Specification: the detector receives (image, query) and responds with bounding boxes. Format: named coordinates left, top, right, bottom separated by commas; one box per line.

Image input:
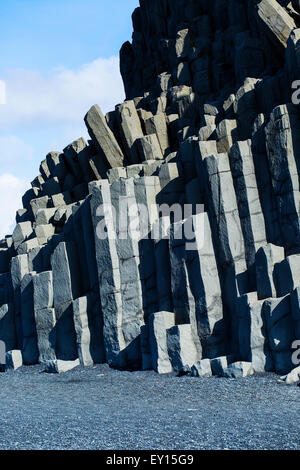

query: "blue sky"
left=0, top=0, right=139, bottom=236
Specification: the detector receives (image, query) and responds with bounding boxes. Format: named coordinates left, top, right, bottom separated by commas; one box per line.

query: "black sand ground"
left=0, top=364, right=298, bottom=450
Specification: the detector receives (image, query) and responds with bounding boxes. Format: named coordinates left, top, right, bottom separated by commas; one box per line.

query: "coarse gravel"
left=0, top=364, right=298, bottom=450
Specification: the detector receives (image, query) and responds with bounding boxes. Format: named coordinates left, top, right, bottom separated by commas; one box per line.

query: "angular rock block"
left=85, top=104, right=124, bottom=172
left=178, top=136, right=199, bottom=184
left=22, top=188, right=39, bottom=211
left=210, top=356, right=231, bottom=376
left=33, top=271, right=53, bottom=311
left=290, top=287, right=300, bottom=341
left=216, top=119, right=237, bottom=153
left=233, top=79, right=259, bottom=141
left=42, top=177, right=61, bottom=197
left=12, top=222, right=33, bottom=250
left=90, top=180, right=127, bottom=365
left=170, top=213, right=226, bottom=358
left=39, top=158, right=50, bottom=181
left=116, top=100, right=144, bottom=164
left=237, top=292, right=273, bottom=373
left=203, top=153, right=246, bottom=275
left=154, top=218, right=173, bottom=313
left=0, top=273, right=13, bottom=306
left=263, top=296, right=295, bottom=374
left=191, top=359, right=212, bottom=378
left=278, top=366, right=300, bottom=385
left=286, top=28, right=300, bottom=84
left=149, top=311, right=175, bottom=374
left=17, top=238, right=39, bottom=255
left=51, top=191, right=72, bottom=207
left=35, top=208, right=56, bottom=226
left=6, top=350, right=23, bottom=371
left=0, top=249, right=10, bottom=274
left=0, top=304, right=17, bottom=352
left=73, top=296, right=95, bottom=366
left=136, top=134, right=163, bottom=162
left=275, top=254, right=300, bottom=297
left=44, top=359, right=80, bottom=374
left=144, top=113, right=169, bottom=155
left=257, top=0, right=296, bottom=50
left=21, top=273, right=39, bottom=365
left=51, top=241, right=81, bottom=306
left=255, top=244, right=285, bottom=300
left=55, top=302, right=78, bottom=362
left=46, top=151, right=67, bottom=181
left=34, top=307, right=56, bottom=363
left=229, top=140, right=267, bottom=274
left=107, top=167, right=127, bottom=184
left=265, top=105, right=300, bottom=253
left=11, top=254, right=29, bottom=346
left=62, top=140, right=83, bottom=182
left=35, top=224, right=55, bottom=245
left=30, top=195, right=50, bottom=218
left=222, top=362, right=254, bottom=378
left=167, top=324, right=198, bottom=372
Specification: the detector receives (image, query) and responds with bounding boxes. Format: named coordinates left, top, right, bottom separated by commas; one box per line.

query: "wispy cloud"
left=0, top=173, right=29, bottom=238
left=0, top=56, right=124, bottom=128
left=0, top=56, right=125, bottom=237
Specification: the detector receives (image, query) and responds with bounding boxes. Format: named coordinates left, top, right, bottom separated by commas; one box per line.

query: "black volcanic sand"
left=0, top=364, right=298, bottom=450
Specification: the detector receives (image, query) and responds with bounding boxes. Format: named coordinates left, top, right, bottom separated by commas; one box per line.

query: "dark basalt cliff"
left=1, top=0, right=300, bottom=382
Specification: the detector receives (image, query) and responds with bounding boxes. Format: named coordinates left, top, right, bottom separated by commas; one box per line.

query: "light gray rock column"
left=255, top=244, right=285, bottom=300
left=0, top=304, right=17, bottom=352
left=34, top=307, right=56, bottom=363
left=237, top=292, right=272, bottom=372
left=275, top=254, right=300, bottom=297
left=229, top=140, right=267, bottom=277
left=116, top=100, right=144, bottom=164
left=89, top=180, right=126, bottom=366
left=84, top=104, right=124, bottom=172
left=167, top=324, right=198, bottom=371
left=265, top=104, right=300, bottom=253
left=21, top=273, right=39, bottom=364
left=149, top=311, right=175, bottom=374
left=263, top=295, right=295, bottom=374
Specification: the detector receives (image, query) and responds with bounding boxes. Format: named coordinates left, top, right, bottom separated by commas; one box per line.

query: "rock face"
left=1, top=0, right=300, bottom=376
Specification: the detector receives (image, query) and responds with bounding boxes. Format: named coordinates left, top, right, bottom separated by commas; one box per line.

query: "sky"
left=0, top=0, right=139, bottom=237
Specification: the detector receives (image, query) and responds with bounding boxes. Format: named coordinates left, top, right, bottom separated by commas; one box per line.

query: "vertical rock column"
left=90, top=180, right=126, bottom=367
left=33, top=271, right=56, bottom=363
left=10, top=254, right=29, bottom=348
left=265, top=104, right=300, bottom=254
left=51, top=242, right=78, bottom=361
left=202, top=152, right=248, bottom=353
left=229, top=140, right=267, bottom=285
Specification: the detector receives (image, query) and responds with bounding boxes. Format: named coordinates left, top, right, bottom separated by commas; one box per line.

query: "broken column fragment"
left=149, top=311, right=175, bottom=374
left=237, top=292, right=272, bottom=372
left=167, top=324, right=198, bottom=372
left=84, top=104, right=124, bottom=173
left=255, top=244, right=285, bottom=300
left=115, top=100, right=144, bottom=164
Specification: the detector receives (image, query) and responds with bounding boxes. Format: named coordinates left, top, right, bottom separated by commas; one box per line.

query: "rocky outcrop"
left=1, top=0, right=300, bottom=377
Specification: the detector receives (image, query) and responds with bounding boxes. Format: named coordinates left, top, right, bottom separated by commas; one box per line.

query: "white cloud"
left=0, top=56, right=125, bottom=128
left=0, top=173, right=29, bottom=238
left=0, top=57, right=126, bottom=236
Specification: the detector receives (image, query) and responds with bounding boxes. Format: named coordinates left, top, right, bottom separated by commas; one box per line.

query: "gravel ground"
left=0, top=364, right=298, bottom=450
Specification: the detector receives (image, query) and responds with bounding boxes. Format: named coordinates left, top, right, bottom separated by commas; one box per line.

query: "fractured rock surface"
left=1, top=0, right=300, bottom=376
